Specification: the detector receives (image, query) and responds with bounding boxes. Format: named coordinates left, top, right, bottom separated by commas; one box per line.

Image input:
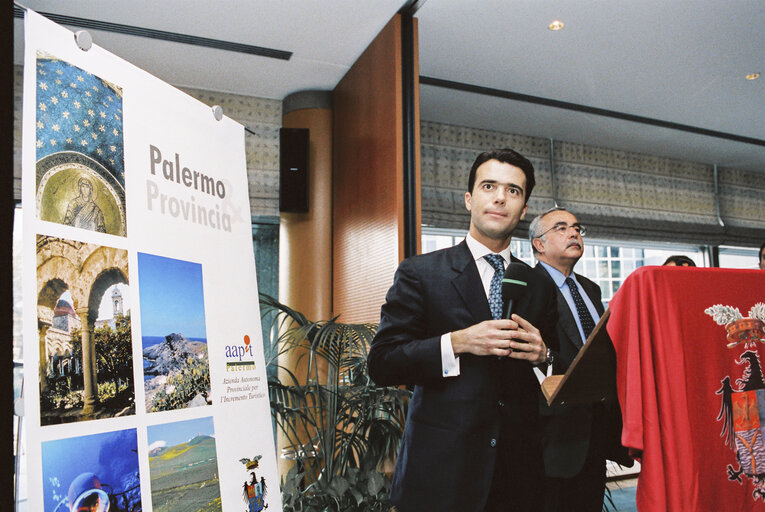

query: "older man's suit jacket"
left=534, top=265, right=631, bottom=478
left=368, top=241, right=559, bottom=512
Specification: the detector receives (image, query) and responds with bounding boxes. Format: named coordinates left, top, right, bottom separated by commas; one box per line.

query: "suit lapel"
left=535, top=264, right=584, bottom=350
left=556, top=290, right=584, bottom=349
left=451, top=241, right=492, bottom=322
left=577, top=273, right=605, bottom=316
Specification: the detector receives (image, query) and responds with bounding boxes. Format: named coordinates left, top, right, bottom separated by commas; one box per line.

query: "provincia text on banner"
left=21, top=9, right=280, bottom=512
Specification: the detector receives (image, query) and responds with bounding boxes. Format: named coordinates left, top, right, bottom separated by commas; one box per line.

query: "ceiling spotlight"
left=745, top=73, right=760, bottom=80
left=548, top=20, right=565, bottom=31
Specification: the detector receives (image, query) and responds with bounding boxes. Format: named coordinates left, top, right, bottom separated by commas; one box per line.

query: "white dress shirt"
left=441, top=233, right=512, bottom=377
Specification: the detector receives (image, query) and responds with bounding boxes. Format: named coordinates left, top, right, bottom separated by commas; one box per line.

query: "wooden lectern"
left=541, top=309, right=618, bottom=407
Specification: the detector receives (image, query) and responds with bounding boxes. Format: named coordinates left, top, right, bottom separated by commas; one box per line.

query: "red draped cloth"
left=607, top=266, right=765, bottom=511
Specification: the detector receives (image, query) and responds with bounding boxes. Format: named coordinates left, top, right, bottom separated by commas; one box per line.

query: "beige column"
left=277, top=91, right=333, bottom=478
left=38, top=322, right=51, bottom=392
left=280, top=91, right=333, bottom=321
left=77, top=307, right=97, bottom=416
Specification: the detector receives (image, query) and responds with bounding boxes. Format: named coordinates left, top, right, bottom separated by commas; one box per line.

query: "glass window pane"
left=719, top=246, right=759, bottom=269
left=435, top=236, right=445, bottom=249
left=421, top=229, right=467, bottom=254
left=422, top=227, right=705, bottom=297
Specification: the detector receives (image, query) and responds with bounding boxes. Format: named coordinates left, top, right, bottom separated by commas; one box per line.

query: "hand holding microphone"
left=502, top=262, right=547, bottom=363
left=451, top=262, right=546, bottom=362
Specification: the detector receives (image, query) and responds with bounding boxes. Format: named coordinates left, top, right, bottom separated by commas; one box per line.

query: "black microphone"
left=501, top=262, right=530, bottom=319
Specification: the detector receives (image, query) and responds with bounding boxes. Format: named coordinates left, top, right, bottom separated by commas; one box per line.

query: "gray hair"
left=528, top=206, right=570, bottom=254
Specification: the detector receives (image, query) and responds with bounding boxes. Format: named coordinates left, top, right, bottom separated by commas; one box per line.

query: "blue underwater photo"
left=41, top=428, right=141, bottom=512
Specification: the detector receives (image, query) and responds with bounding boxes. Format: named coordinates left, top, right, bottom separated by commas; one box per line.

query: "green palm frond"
left=260, top=294, right=411, bottom=511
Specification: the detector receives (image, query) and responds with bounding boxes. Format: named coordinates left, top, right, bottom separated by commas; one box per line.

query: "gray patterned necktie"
left=485, top=254, right=505, bottom=320
left=565, top=276, right=596, bottom=341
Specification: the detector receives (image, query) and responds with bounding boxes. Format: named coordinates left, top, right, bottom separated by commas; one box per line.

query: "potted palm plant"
left=260, top=294, right=411, bottom=512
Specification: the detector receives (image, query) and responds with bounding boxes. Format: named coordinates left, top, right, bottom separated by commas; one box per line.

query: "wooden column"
left=277, top=91, right=333, bottom=477
left=280, top=91, right=333, bottom=321
left=332, top=14, right=421, bottom=323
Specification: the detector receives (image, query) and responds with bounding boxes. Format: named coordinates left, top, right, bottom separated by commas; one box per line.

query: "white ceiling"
left=13, top=0, right=765, bottom=171
left=417, top=0, right=765, bottom=172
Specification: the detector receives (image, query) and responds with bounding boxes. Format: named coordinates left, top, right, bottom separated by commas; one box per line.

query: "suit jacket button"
left=490, top=438, right=497, bottom=447
left=498, top=400, right=505, bottom=407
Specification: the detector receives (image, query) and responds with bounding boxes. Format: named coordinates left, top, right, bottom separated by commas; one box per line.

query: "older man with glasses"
left=528, top=207, right=631, bottom=512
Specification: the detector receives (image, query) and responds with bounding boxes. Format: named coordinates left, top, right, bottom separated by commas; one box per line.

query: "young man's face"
left=760, top=247, right=765, bottom=270
left=465, top=159, right=527, bottom=250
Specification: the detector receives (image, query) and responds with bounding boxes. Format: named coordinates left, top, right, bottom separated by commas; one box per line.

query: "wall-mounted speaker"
left=279, top=128, right=310, bottom=213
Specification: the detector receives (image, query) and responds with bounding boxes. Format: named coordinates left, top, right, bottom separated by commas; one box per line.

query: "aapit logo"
left=225, top=335, right=256, bottom=372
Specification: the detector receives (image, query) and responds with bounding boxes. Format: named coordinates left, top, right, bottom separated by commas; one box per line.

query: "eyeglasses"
left=536, top=222, right=586, bottom=238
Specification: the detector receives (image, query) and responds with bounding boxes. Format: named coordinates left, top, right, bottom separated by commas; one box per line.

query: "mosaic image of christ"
left=35, top=54, right=126, bottom=236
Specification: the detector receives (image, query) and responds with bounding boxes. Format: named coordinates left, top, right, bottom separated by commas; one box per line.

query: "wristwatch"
left=535, top=347, right=553, bottom=367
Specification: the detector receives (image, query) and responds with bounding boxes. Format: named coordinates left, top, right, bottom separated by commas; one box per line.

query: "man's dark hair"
left=662, top=255, right=696, bottom=267
left=467, top=148, right=535, bottom=202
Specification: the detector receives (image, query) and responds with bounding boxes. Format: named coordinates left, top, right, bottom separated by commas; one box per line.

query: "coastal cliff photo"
left=137, top=252, right=211, bottom=412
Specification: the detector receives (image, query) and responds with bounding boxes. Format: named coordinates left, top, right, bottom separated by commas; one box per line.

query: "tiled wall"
left=420, top=120, right=765, bottom=245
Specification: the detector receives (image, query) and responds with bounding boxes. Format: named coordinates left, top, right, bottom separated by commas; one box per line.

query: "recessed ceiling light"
left=745, top=73, right=760, bottom=80
left=548, top=20, right=564, bottom=31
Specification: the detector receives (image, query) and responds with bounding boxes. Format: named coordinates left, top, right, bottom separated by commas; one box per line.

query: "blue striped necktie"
left=565, top=276, right=596, bottom=341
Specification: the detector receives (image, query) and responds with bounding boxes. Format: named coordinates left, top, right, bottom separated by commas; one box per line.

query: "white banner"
left=22, top=10, right=280, bottom=512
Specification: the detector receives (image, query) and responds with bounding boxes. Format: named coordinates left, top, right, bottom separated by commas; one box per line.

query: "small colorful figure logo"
left=240, top=455, right=268, bottom=511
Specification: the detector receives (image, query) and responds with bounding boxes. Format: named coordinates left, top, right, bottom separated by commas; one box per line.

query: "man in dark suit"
left=528, top=206, right=632, bottom=512
left=368, top=149, right=559, bottom=512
